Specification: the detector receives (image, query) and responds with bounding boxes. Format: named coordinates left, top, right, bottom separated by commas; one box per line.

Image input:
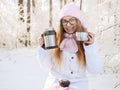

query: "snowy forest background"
left=0, top=0, right=120, bottom=90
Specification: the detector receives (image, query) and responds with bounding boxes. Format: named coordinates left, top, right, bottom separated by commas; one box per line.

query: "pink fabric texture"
left=59, top=2, right=88, bottom=30
left=60, top=33, right=78, bottom=53
left=59, top=3, right=83, bottom=22
left=48, top=86, right=69, bottom=90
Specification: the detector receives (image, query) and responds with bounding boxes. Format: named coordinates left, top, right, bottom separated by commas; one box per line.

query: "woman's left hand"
left=83, top=32, right=95, bottom=46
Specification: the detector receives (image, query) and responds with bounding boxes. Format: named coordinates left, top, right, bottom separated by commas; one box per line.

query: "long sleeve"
left=84, top=40, right=103, bottom=74
left=37, top=46, right=53, bottom=70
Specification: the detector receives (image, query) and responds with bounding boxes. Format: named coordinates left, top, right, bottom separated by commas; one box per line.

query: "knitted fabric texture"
left=60, top=33, right=78, bottom=53
left=59, top=3, right=88, bottom=28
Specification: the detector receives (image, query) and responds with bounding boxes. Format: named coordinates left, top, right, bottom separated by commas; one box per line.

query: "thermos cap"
left=46, top=27, right=54, bottom=31
left=44, top=27, right=56, bottom=36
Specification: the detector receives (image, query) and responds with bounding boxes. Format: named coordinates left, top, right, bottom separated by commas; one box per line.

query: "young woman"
left=38, top=3, right=102, bottom=90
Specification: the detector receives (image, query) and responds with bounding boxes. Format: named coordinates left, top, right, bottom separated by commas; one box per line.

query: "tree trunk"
left=72, top=0, right=75, bottom=2
left=114, top=0, right=120, bottom=52
left=26, top=0, right=31, bottom=46
left=17, top=0, right=24, bottom=48
left=80, top=0, right=82, bottom=10
left=18, top=0, right=24, bottom=22
left=49, top=0, right=52, bottom=27
left=32, top=0, right=35, bottom=7
left=32, top=0, right=35, bottom=13
left=60, top=0, right=63, bottom=9
left=97, top=0, right=101, bottom=4
left=64, top=0, right=67, bottom=5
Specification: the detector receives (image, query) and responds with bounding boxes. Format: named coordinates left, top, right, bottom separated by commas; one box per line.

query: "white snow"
left=0, top=48, right=120, bottom=90
left=0, top=0, right=120, bottom=90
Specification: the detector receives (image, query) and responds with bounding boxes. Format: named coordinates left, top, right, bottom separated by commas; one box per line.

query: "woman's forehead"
left=62, top=16, right=76, bottom=20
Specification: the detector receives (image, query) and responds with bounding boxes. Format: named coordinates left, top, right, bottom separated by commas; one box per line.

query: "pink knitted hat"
left=59, top=3, right=87, bottom=28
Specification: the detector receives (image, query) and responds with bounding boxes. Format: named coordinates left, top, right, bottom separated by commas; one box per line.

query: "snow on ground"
left=0, top=47, right=120, bottom=90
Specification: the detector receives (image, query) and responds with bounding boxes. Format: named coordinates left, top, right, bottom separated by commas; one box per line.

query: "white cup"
left=76, top=32, right=88, bottom=41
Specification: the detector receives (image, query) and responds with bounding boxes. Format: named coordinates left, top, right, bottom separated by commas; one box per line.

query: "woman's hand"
left=83, top=32, right=95, bottom=46
left=39, top=37, right=44, bottom=47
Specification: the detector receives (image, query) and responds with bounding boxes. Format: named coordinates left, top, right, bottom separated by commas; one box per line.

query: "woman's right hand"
left=39, top=37, right=44, bottom=47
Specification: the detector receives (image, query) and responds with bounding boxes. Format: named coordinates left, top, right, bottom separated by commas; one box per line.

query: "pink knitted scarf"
left=60, top=33, right=78, bottom=53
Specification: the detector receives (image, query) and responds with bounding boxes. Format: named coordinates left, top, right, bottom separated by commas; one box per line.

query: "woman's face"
left=61, top=16, right=77, bottom=34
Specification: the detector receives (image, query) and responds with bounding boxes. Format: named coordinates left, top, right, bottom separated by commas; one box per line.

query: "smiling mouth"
left=67, top=28, right=74, bottom=32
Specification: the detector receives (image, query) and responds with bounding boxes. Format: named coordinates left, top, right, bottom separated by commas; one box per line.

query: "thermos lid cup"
left=59, top=80, right=70, bottom=87
left=76, top=32, right=88, bottom=41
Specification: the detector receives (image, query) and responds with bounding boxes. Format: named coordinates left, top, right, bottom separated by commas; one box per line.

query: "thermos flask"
left=42, top=27, right=58, bottom=49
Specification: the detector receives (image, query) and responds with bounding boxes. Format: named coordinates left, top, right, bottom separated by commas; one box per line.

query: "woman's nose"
left=66, top=22, right=71, bottom=26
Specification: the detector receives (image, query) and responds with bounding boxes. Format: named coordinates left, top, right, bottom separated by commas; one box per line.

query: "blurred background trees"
left=0, top=0, right=119, bottom=49
left=0, top=0, right=120, bottom=73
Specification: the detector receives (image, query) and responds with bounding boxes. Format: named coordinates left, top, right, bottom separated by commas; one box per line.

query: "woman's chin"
left=66, top=31, right=75, bottom=34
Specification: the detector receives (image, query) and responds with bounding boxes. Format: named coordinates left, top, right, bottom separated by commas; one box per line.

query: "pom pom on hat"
left=59, top=3, right=87, bottom=28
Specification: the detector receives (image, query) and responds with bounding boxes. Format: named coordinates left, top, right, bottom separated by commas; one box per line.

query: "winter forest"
left=0, top=0, right=120, bottom=90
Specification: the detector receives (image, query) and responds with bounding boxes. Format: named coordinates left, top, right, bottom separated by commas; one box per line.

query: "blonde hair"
left=53, top=19, right=86, bottom=68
